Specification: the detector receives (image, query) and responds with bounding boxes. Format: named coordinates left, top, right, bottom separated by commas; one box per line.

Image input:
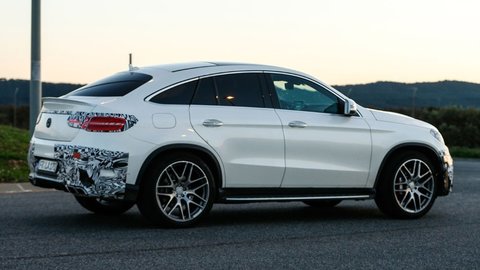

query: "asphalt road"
left=1, top=159, right=479, bottom=269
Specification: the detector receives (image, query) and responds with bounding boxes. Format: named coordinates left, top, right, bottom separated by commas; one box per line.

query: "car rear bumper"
left=29, top=140, right=131, bottom=199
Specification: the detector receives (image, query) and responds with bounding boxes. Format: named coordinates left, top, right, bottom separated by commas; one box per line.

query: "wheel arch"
left=127, top=144, right=223, bottom=201
left=373, top=143, right=443, bottom=190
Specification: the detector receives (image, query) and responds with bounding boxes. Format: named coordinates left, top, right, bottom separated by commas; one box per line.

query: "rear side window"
left=69, top=72, right=152, bottom=97
left=215, top=74, right=265, bottom=108
left=150, top=80, right=198, bottom=104
left=192, top=77, right=217, bottom=105
left=192, top=73, right=265, bottom=108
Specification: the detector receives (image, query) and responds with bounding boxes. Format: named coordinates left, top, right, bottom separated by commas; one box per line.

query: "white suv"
left=28, top=62, right=453, bottom=227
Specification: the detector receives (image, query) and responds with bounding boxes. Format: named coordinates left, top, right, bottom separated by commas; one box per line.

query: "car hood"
left=369, top=109, right=433, bottom=129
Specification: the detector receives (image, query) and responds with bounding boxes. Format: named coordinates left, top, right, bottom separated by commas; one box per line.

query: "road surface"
left=1, top=159, right=479, bottom=269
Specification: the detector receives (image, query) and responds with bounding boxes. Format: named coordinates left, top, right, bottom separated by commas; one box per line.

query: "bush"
left=393, top=107, right=480, bottom=148
left=0, top=105, right=29, bottom=129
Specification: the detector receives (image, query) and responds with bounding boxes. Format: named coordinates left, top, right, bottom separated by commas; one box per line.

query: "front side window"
left=270, top=74, right=341, bottom=114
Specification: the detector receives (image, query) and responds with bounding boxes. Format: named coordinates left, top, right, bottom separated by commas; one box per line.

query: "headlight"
left=430, top=129, right=444, bottom=144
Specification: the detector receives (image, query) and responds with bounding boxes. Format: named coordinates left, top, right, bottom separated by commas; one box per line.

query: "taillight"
left=81, top=116, right=126, bottom=132
left=67, top=112, right=138, bottom=132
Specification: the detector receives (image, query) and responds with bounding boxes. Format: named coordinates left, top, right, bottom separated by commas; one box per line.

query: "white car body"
left=28, top=62, right=453, bottom=226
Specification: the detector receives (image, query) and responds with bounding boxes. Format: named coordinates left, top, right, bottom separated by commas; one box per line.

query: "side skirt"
left=217, top=188, right=375, bottom=203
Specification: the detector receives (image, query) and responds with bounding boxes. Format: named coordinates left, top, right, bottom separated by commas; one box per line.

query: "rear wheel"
left=303, top=200, right=342, bottom=208
left=74, top=196, right=135, bottom=215
left=375, top=151, right=437, bottom=219
left=137, top=153, right=215, bottom=228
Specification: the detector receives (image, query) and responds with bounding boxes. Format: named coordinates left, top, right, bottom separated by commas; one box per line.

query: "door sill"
left=218, top=188, right=374, bottom=203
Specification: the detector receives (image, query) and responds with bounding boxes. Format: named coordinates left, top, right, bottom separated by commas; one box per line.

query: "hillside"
left=1, top=78, right=480, bottom=109
left=0, top=78, right=83, bottom=105
left=334, top=80, right=480, bottom=109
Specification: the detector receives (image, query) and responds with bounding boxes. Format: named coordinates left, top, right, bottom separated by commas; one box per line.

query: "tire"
left=137, top=153, right=215, bottom=228
left=375, top=151, right=437, bottom=219
left=74, top=196, right=135, bottom=215
left=303, top=200, right=342, bottom=208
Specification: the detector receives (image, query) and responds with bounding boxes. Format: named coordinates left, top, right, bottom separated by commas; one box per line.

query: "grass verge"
left=449, top=146, right=480, bottom=159
left=0, top=125, right=30, bottom=183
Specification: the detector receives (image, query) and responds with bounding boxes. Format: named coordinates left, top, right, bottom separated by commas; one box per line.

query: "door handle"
left=288, top=121, right=307, bottom=128
left=202, top=119, right=224, bottom=127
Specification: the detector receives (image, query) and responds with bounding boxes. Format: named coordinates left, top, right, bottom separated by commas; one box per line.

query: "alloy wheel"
left=155, top=161, right=210, bottom=222
left=393, top=159, right=435, bottom=213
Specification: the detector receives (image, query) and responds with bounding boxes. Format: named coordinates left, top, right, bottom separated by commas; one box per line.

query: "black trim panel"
left=30, top=177, right=67, bottom=191
left=218, top=188, right=375, bottom=203
left=124, top=183, right=139, bottom=201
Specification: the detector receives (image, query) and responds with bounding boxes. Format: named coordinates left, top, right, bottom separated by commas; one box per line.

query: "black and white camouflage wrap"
left=67, top=112, right=138, bottom=132
left=54, top=144, right=129, bottom=198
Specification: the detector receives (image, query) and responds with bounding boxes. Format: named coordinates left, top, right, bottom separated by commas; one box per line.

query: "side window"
left=192, top=73, right=266, bottom=108
left=215, top=74, right=265, bottom=108
left=192, top=77, right=217, bottom=105
left=150, top=80, right=198, bottom=104
left=271, top=74, right=341, bottom=114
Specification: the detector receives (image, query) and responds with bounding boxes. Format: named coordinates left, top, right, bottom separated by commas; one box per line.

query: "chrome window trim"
left=265, top=71, right=363, bottom=117
left=144, top=71, right=264, bottom=103
left=144, top=70, right=362, bottom=118
left=144, top=77, right=200, bottom=102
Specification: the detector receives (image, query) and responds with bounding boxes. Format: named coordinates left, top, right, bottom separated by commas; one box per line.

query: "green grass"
left=0, top=125, right=30, bottom=182
left=450, top=146, right=480, bottom=159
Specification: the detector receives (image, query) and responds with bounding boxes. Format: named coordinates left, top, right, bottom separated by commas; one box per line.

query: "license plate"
left=37, top=159, right=58, bottom=173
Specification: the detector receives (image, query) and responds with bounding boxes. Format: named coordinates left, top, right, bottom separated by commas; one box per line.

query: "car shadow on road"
left=21, top=202, right=389, bottom=231
left=201, top=202, right=385, bottom=228
left=19, top=211, right=150, bottom=232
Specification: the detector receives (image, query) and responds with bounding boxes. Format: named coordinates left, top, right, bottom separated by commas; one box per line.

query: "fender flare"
left=125, top=143, right=223, bottom=201
left=373, top=142, right=445, bottom=193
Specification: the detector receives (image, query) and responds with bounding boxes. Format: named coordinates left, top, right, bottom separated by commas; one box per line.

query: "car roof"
left=138, top=61, right=295, bottom=73
left=134, top=61, right=318, bottom=86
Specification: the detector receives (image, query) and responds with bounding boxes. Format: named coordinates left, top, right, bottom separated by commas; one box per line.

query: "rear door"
left=189, top=73, right=285, bottom=187
left=267, top=73, right=372, bottom=188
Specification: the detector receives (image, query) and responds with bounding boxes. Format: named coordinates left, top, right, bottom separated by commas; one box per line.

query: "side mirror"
left=344, top=98, right=358, bottom=116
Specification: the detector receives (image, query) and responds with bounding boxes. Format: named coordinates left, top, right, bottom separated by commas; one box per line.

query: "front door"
left=268, top=73, right=372, bottom=188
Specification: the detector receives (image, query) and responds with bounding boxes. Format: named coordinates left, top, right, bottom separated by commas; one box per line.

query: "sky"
left=0, top=0, right=479, bottom=85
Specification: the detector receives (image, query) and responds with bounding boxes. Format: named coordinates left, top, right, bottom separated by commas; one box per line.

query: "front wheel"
left=375, top=151, right=437, bottom=219
left=137, top=153, right=215, bottom=228
left=74, top=196, right=135, bottom=215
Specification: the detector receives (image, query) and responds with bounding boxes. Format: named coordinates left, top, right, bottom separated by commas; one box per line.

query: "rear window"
left=68, top=72, right=152, bottom=97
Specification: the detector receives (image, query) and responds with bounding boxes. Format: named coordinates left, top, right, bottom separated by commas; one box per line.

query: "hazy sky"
left=1, top=0, right=479, bottom=85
